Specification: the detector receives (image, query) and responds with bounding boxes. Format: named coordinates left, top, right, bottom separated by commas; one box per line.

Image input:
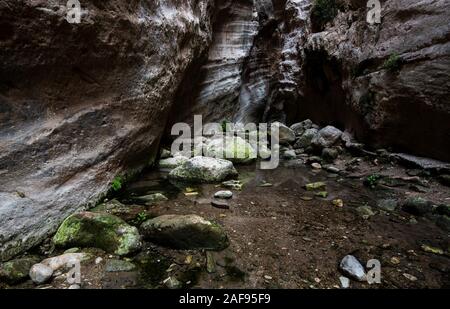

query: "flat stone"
left=211, top=199, right=230, bottom=209
left=222, top=180, right=243, bottom=190
left=402, top=197, right=435, bottom=216
left=134, top=193, right=168, bottom=205
left=214, top=190, right=233, bottom=199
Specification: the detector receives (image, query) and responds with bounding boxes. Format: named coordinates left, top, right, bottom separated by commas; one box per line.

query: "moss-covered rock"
left=0, top=256, right=40, bottom=284
left=140, top=214, right=229, bottom=251
left=205, top=136, right=257, bottom=164
left=53, top=212, right=142, bottom=256
left=169, top=156, right=238, bottom=183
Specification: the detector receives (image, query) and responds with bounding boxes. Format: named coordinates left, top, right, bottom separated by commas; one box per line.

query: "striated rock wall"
left=0, top=0, right=216, bottom=261
left=279, top=0, right=450, bottom=161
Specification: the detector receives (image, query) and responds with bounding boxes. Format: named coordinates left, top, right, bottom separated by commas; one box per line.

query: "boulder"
left=294, top=128, right=318, bottom=149
left=271, top=122, right=296, bottom=144
left=204, top=136, right=257, bottom=164
left=140, top=215, right=229, bottom=251
left=402, top=197, right=435, bottom=216
left=312, top=126, right=343, bottom=149
left=290, top=119, right=313, bottom=136
left=169, top=156, right=238, bottom=183
left=158, top=156, right=189, bottom=170
left=53, top=212, right=142, bottom=256
left=0, top=256, right=40, bottom=284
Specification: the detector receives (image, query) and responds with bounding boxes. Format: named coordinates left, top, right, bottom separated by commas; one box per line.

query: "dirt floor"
left=5, top=154, right=450, bottom=289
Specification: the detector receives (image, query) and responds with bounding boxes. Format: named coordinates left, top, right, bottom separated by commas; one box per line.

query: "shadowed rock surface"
left=1, top=0, right=449, bottom=262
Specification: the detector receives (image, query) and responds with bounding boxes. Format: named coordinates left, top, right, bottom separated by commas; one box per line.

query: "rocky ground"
left=1, top=121, right=449, bottom=289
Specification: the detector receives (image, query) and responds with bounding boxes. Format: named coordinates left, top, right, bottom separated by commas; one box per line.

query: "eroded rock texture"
left=275, top=0, right=450, bottom=161
left=1, top=0, right=449, bottom=260
left=0, top=0, right=215, bottom=261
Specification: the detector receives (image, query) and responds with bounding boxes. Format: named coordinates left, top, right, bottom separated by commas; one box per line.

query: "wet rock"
left=339, top=255, right=366, bottom=281
left=356, top=206, right=375, bottom=219
left=305, top=182, right=326, bottom=191
left=391, top=153, right=450, bottom=173
left=211, top=200, right=230, bottom=210
left=322, top=148, right=339, bottom=162
left=282, top=150, right=297, bottom=160
left=222, top=180, right=243, bottom=191
left=312, top=126, right=343, bottom=149
left=105, top=259, right=136, bottom=272
left=134, top=193, right=168, bottom=205
left=272, top=122, right=296, bottom=144
left=169, top=156, right=238, bottom=183
left=204, top=136, right=257, bottom=164
left=377, top=199, right=398, bottom=212
left=290, top=119, right=313, bottom=136
left=159, top=156, right=189, bottom=170
left=214, top=190, right=233, bottom=199
left=140, top=215, right=229, bottom=251
left=294, top=128, right=318, bottom=149
left=402, top=197, right=435, bottom=216
left=0, top=256, right=40, bottom=284
left=29, top=263, right=53, bottom=284
left=53, top=212, right=142, bottom=256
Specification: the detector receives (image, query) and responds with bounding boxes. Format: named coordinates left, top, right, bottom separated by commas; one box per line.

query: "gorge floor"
left=10, top=154, right=449, bottom=290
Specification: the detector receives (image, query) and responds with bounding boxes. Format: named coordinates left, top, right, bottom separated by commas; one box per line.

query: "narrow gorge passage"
left=0, top=0, right=449, bottom=291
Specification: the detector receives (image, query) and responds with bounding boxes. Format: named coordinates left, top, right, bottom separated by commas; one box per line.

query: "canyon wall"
left=0, top=0, right=215, bottom=261
left=1, top=0, right=449, bottom=260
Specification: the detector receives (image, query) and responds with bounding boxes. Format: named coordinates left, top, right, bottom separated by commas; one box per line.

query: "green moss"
left=382, top=53, right=402, bottom=72
left=111, top=176, right=123, bottom=192
left=311, top=0, right=338, bottom=31
left=364, top=174, right=382, bottom=189
left=53, top=213, right=141, bottom=256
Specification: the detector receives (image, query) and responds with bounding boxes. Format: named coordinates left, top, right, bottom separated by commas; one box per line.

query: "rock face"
left=140, top=214, right=229, bottom=251
left=0, top=0, right=215, bottom=261
left=53, top=212, right=141, bottom=256
left=291, top=0, right=450, bottom=161
left=1, top=0, right=449, bottom=261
